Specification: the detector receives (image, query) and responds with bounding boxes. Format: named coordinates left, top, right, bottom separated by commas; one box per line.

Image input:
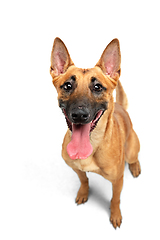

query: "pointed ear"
left=96, top=39, right=121, bottom=81
left=50, top=37, right=74, bottom=78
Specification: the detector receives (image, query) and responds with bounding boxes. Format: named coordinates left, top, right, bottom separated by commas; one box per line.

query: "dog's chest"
left=73, top=156, right=99, bottom=172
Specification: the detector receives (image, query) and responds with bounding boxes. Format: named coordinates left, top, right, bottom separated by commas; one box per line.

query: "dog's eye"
left=63, top=82, right=72, bottom=91
left=93, top=83, right=103, bottom=92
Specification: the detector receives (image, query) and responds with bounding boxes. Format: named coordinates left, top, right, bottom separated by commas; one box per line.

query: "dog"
left=50, top=37, right=141, bottom=229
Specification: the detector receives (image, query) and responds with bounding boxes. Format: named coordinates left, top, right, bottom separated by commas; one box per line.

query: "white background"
left=0, top=0, right=160, bottom=239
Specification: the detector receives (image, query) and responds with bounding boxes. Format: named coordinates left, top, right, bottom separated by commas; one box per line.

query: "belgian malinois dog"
left=50, top=38, right=141, bottom=228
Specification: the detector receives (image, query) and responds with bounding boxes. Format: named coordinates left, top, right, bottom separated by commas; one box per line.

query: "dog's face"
left=50, top=38, right=121, bottom=160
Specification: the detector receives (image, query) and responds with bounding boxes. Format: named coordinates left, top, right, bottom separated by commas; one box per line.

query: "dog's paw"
left=129, top=161, right=141, bottom=178
left=76, top=194, right=88, bottom=205
left=110, top=211, right=122, bottom=229
left=75, top=186, right=89, bottom=205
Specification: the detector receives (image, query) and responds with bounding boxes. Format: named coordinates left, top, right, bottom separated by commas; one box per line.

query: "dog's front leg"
left=73, top=168, right=89, bottom=205
left=110, top=175, right=123, bottom=229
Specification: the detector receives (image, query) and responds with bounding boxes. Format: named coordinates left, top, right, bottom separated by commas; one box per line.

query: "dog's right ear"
left=50, top=38, right=74, bottom=80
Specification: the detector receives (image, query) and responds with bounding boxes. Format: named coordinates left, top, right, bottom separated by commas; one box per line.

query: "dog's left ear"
left=96, top=39, right=121, bottom=82
left=50, top=37, right=74, bottom=79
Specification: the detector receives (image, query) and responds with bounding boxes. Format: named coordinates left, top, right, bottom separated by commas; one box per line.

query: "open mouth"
left=63, top=109, right=104, bottom=133
left=90, top=110, right=104, bottom=132
left=62, top=109, right=105, bottom=160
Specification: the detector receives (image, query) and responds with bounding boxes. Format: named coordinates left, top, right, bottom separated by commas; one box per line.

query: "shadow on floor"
left=87, top=175, right=111, bottom=216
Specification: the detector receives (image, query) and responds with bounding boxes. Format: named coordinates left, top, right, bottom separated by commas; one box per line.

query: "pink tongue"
left=67, top=123, right=93, bottom=160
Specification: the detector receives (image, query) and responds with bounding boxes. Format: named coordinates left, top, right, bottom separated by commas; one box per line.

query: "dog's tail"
left=116, top=80, right=128, bottom=110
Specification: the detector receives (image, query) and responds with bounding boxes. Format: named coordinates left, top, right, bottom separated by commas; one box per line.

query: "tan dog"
left=50, top=38, right=141, bottom=229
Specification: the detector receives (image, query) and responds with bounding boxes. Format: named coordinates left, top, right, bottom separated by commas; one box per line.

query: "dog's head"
left=50, top=38, right=121, bottom=160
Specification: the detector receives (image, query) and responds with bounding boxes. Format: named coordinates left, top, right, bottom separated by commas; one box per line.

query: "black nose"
left=71, top=108, right=90, bottom=124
